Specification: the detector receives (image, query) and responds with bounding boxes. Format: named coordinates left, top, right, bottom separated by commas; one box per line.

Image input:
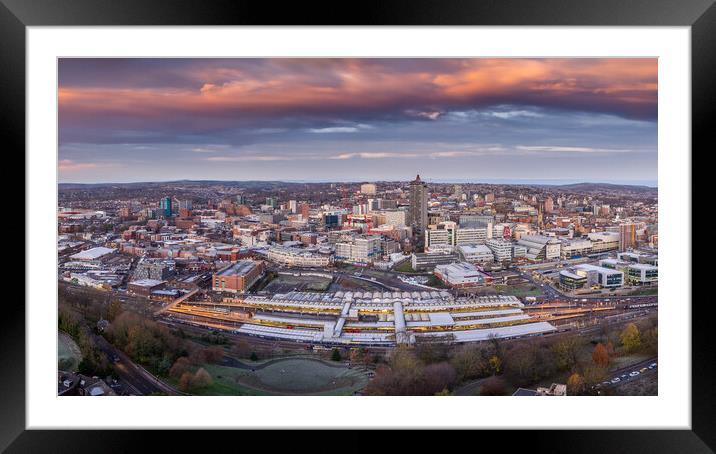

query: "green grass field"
left=186, top=358, right=369, bottom=396
left=58, top=332, right=82, bottom=372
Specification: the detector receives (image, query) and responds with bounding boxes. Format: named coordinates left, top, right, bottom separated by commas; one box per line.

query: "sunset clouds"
left=58, top=58, right=657, bottom=184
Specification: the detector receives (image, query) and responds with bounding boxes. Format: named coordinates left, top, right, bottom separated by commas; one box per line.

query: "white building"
left=425, top=227, right=452, bottom=250
left=512, top=244, right=527, bottom=258
left=559, top=238, right=592, bottom=259
left=434, top=262, right=491, bottom=288
left=455, top=227, right=490, bottom=245
left=516, top=235, right=561, bottom=261
left=586, top=232, right=620, bottom=253
left=267, top=246, right=332, bottom=268
left=486, top=238, right=513, bottom=262
left=69, top=246, right=116, bottom=261
left=574, top=263, right=624, bottom=288
left=335, top=235, right=382, bottom=265
left=457, top=244, right=494, bottom=264
left=380, top=209, right=407, bottom=227
left=626, top=263, right=658, bottom=284
left=360, top=183, right=377, bottom=195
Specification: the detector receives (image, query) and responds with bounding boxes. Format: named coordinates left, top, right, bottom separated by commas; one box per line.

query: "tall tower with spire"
left=408, top=174, right=428, bottom=245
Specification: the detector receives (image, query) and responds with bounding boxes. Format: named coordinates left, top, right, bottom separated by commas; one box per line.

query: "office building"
left=559, top=238, right=592, bottom=259
left=267, top=246, right=332, bottom=268
left=212, top=260, right=265, bottom=293
left=455, top=226, right=490, bottom=245
left=334, top=235, right=382, bottom=265
left=573, top=263, right=624, bottom=288
left=434, top=262, right=491, bottom=288
left=516, top=235, right=561, bottom=261
left=457, top=244, right=494, bottom=264
left=558, top=269, right=588, bottom=291
left=360, top=183, right=377, bottom=195
left=459, top=214, right=494, bottom=228
left=265, top=197, right=278, bottom=208
left=134, top=259, right=176, bottom=281
left=159, top=197, right=172, bottom=217
left=619, top=223, right=637, bottom=251
left=586, top=232, right=620, bottom=253
left=626, top=263, right=658, bottom=285
left=411, top=250, right=459, bottom=271
left=408, top=174, right=428, bottom=243
left=486, top=238, right=513, bottom=262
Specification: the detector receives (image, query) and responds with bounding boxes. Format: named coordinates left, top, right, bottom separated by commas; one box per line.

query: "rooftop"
left=217, top=260, right=260, bottom=277
left=129, top=278, right=166, bottom=287
left=69, top=246, right=116, bottom=260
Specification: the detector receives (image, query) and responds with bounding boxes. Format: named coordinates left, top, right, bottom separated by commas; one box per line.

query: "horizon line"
left=58, top=178, right=658, bottom=188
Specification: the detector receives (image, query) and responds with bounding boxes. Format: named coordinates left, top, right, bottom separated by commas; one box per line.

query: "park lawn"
left=394, top=261, right=420, bottom=273
left=58, top=332, right=82, bottom=372
left=425, top=275, right=449, bottom=289
left=165, top=363, right=269, bottom=396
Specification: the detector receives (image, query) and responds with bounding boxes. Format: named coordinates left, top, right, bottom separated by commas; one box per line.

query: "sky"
left=58, top=58, right=658, bottom=185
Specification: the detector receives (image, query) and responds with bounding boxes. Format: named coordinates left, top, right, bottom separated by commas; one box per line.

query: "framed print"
left=4, top=0, right=714, bottom=451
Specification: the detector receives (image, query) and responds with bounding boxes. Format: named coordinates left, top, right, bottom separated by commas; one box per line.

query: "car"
left=640, top=368, right=648, bottom=373
left=629, top=371, right=639, bottom=377
left=602, top=381, right=611, bottom=386
left=611, top=377, right=621, bottom=383
left=650, top=362, right=657, bottom=368
left=621, top=374, right=627, bottom=379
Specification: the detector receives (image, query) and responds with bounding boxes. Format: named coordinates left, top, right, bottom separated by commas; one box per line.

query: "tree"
left=480, top=376, right=506, bottom=396
left=349, top=348, right=364, bottom=365
left=169, top=357, right=192, bottom=379
left=107, top=300, right=123, bottom=322
left=592, top=343, right=610, bottom=367
left=567, top=373, right=586, bottom=395
left=178, top=371, right=194, bottom=392
left=641, top=327, right=658, bottom=355
left=620, top=323, right=642, bottom=353
left=553, top=338, right=579, bottom=371
left=203, top=346, right=225, bottom=364
left=582, top=365, right=608, bottom=389
left=331, top=348, right=342, bottom=362
left=422, top=362, right=457, bottom=394
left=450, top=344, right=488, bottom=381
left=192, top=368, right=213, bottom=388
left=435, top=388, right=451, bottom=396
left=488, top=355, right=502, bottom=375
left=250, top=352, right=258, bottom=361
left=231, top=340, right=251, bottom=359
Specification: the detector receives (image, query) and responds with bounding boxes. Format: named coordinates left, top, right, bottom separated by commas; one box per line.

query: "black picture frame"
left=3, top=0, right=712, bottom=451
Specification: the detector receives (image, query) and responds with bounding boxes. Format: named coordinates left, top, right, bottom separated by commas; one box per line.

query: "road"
left=595, top=357, right=658, bottom=390
left=93, top=334, right=180, bottom=395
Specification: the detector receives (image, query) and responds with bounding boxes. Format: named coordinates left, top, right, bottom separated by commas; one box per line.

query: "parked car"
left=629, top=371, right=639, bottom=377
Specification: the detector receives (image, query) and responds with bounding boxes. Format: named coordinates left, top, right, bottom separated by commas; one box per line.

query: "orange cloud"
left=58, top=58, right=658, bottom=124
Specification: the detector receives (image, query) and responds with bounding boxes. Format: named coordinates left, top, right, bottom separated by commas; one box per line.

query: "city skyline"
left=59, top=58, right=658, bottom=184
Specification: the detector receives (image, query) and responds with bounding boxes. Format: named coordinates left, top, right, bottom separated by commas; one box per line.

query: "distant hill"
left=59, top=180, right=301, bottom=190
left=551, top=182, right=657, bottom=192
